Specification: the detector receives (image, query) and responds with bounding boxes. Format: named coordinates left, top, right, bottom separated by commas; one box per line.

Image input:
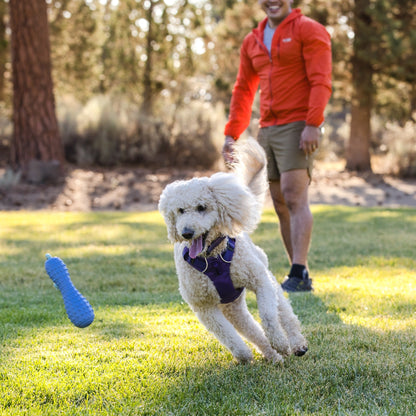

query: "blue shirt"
left=263, top=22, right=276, bottom=54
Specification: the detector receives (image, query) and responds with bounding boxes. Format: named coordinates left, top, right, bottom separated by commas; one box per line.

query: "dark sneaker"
left=281, top=269, right=313, bottom=292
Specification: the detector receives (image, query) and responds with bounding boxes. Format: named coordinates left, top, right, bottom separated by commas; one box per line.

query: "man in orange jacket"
left=223, top=0, right=332, bottom=292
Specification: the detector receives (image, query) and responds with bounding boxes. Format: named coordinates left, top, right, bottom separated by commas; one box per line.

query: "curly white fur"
left=159, top=138, right=307, bottom=364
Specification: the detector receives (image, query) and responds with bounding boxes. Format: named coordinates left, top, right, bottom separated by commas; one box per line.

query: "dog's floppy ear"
left=158, top=183, right=181, bottom=242
left=208, top=172, right=261, bottom=236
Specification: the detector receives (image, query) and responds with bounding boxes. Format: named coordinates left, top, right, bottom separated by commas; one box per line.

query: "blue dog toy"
left=45, top=254, right=94, bottom=328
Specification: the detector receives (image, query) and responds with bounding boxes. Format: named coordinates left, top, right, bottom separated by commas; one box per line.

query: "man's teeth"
left=269, top=6, right=281, bottom=12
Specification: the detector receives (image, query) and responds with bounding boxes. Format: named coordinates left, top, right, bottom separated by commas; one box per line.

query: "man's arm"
left=301, top=19, right=332, bottom=128
left=223, top=38, right=260, bottom=163
left=224, top=38, right=260, bottom=140
left=299, top=19, right=332, bottom=155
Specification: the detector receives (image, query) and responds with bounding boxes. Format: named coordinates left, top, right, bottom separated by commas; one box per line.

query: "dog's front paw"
left=290, top=335, right=308, bottom=357
left=293, top=345, right=308, bottom=357
left=270, top=337, right=291, bottom=357
left=233, top=348, right=253, bottom=364
left=264, top=349, right=284, bottom=365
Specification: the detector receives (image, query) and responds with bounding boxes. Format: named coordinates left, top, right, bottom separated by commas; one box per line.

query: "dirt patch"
left=310, top=161, right=416, bottom=208
left=0, top=161, right=415, bottom=211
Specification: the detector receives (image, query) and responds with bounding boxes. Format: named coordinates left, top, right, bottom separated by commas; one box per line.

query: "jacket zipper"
left=255, top=36, right=279, bottom=123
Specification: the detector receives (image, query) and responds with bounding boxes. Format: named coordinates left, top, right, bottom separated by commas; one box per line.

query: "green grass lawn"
left=0, top=207, right=415, bottom=415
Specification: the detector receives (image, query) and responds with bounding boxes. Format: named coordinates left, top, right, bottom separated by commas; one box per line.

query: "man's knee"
left=280, top=170, right=309, bottom=212
left=281, top=190, right=301, bottom=212
left=274, top=198, right=289, bottom=219
left=269, top=180, right=288, bottom=215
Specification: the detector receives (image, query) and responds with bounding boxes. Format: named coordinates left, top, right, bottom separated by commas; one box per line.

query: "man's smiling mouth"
left=268, top=6, right=281, bottom=13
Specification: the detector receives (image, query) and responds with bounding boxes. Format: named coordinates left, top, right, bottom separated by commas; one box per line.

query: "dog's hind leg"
left=221, top=293, right=284, bottom=364
left=194, top=306, right=253, bottom=363
left=275, top=288, right=308, bottom=356
left=255, top=283, right=291, bottom=356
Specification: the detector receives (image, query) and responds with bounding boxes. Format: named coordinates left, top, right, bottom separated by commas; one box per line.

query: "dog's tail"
left=231, top=137, right=268, bottom=209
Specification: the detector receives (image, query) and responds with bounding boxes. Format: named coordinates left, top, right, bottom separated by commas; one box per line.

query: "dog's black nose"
left=182, top=227, right=194, bottom=240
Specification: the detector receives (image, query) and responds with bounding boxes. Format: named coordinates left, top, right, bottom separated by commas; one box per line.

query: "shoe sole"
left=281, top=278, right=313, bottom=292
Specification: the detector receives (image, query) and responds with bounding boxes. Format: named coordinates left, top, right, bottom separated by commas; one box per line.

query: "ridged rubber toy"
left=45, top=254, right=94, bottom=328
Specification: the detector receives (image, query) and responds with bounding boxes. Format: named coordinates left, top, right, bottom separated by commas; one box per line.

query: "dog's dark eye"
left=178, top=208, right=185, bottom=214
left=197, top=205, right=206, bottom=213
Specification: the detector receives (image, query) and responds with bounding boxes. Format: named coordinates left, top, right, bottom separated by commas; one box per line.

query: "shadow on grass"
left=1, top=285, right=415, bottom=414
left=257, top=206, right=416, bottom=272
left=0, top=212, right=180, bottom=351
left=1, top=208, right=416, bottom=414
left=141, top=293, right=416, bottom=415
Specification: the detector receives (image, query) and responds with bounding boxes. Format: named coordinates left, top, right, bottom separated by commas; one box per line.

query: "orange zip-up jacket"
left=224, top=9, right=332, bottom=139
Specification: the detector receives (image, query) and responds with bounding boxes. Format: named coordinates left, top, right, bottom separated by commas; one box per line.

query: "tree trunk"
left=410, top=83, right=416, bottom=121
left=346, top=64, right=373, bottom=171
left=9, top=0, right=64, bottom=179
left=346, top=0, right=373, bottom=172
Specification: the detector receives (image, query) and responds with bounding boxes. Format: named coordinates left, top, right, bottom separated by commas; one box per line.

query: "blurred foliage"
left=57, top=93, right=225, bottom=168
left=47, top=0, right=215, bottom=109
left=0, top=0, right=415, bottom=173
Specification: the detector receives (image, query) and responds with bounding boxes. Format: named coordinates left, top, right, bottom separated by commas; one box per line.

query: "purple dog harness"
left=183, top=237, right=244, bottom=304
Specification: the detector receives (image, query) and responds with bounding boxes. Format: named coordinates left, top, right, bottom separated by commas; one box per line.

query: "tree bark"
left=346, top=60, right=373, bottom=171
left=346, top=0, right=373, bottom=172
left=9, top=0, right=64, bottom=178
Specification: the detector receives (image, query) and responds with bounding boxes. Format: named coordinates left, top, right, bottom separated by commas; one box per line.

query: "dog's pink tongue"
left=189, top=236, right=203, bottom=259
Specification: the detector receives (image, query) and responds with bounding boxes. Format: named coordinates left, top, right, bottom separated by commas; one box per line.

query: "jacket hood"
left=252, top=8, right=302, bottom=40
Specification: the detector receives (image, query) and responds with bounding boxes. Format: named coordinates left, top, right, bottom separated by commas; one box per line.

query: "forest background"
left=0, top=0, right=415, bottom=183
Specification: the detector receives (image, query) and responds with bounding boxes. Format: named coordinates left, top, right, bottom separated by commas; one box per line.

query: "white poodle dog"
left=158, top=138, right=308, bottom=364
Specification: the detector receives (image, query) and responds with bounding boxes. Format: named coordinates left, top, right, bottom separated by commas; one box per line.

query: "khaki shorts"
left=258, top=121, right=317, bottom=181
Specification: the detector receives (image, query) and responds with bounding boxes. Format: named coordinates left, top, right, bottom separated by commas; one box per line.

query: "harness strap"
left=183, top=237, right=244, bottom=304
left=206, top=236, right=226, bottom=255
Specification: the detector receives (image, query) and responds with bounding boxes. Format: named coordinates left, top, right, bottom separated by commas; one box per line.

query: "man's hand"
left=299, top=125, right=320, bottom=156
left=222, top=135, right=236, bottom=165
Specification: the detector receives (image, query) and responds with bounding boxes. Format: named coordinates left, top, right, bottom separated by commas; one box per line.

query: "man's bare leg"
left=269, top=180, right=293, bottom=262
left=270, top=169, right=313, bottom=291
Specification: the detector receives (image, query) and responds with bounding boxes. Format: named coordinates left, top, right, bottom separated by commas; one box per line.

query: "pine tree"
left=9, top=0, right=64, bottom=179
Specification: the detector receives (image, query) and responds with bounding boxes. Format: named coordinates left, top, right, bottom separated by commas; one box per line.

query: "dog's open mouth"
left=189, top=233, right=208, bottom=259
